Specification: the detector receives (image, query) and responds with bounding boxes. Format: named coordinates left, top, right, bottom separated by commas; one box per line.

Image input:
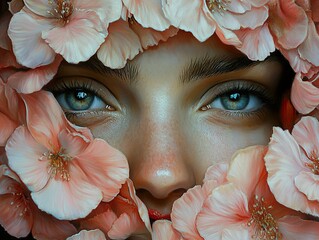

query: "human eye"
left=199, top=80, right=275, bottom=120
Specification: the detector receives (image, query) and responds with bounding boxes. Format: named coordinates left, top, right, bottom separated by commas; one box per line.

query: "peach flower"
left=8, top=0, right=122, bottom=68
left=5, top=91, right=129, bottom=220
left=152, top=220, right=183, bottom=240
left=197, top=146, right=319, bottom=239
left=79, top=179, right=151, bottom=239
left=265, top=116, right=319, bottom=217
left=67, top=229, right=106, bottom=240
left=0, top=164, right=77, bottom=239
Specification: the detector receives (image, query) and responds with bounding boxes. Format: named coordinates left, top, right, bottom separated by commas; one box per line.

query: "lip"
left=148, top=209, right=171, bottom=221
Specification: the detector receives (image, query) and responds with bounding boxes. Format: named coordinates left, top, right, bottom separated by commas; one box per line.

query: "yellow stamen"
left=46, top=150, right=72, bottom=181
left=47, top=0, right=74, bottom=23
left=206, top=0, right=230, bottom=13
left=305, top=150, right=319, bottom=175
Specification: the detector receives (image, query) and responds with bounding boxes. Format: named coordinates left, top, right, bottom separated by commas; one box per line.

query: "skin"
left=48, top=32, right=286, bottom=231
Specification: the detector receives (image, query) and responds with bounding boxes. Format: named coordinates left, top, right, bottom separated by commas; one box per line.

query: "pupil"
left=76, top=91, right=87, bottom=100
left=229, top=93, right=241, bottom=101
left=221, top=91, right=249, bottom=110
left=65, top=89, right=94, bottom=110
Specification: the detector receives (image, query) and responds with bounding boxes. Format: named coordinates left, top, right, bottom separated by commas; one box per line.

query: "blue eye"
left=55, top=89, right=107, bottom=111
left=205, top=91, right=264, bottom=112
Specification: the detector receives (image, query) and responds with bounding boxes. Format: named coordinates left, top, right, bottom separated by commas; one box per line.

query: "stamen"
left=247, top=195, right=282, bottom=240
left=206, top=0, right=230, bottom=13
left=305, top=150, right=319, bottom=175
left=47, top=0, right=74, bottom=23
left=46, top=149, right=72, bottom=181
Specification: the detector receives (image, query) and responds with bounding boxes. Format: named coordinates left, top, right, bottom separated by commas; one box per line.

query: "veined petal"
left=123, top=0, right=170, bottom=31
left=291, top=73, right=319, bottom=114
left=280, top=48, right=312, bottom=74
left=7, top=56, right=62, bottom=94
left=97, top=20, right=142, bottom=69
left=67, top=229, right=106, bottom=240
left=75, top=138, right=129, bottom=202
left=43, top=11, right=106, bottom=64
left=235, top=6, right=269, bottom=29
left=32, top=164, right=102, bottom=220
left=6, top=126, right=50, bottom=192
left=295, top=171, right=319, bottom=201
left=211, top=11, right=241, bottom=30
left=152, top=220, right=183, bottom=240
left=215, top=26, right=241, bottom=46
left=24, top=0, right=54, bottom=18
left=58, top=130, right=88, bottom=157
left=8, top=11, right=55, bottom=68
left=171, top=186, right=204, bottom=239
left=162, top=0, right=216, bottom=42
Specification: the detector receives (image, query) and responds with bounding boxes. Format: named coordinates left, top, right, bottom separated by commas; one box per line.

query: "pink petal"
left=215, top=26, right=241, bottom=46
left=123, top=0, right=170, bottom=31
left=97, top=20, right=142, bottom=69
left=269, top=0, right=308, bottom=49
left=5, top=126, right=50, bottom=192
left=210, top=11, right=241, bottom=30
left=8, top=0, right=25, bottom=14
left=7, top=56, right=62, bottom=94
left=0, top=194, right=33, bottom=238
left=24, top=0, right=54, bottom=17
left=21, top=91, right=67, bottom=150
left=130, top=23, right=178, bottom=49
left=43, top=11, right=106, bottom=64
left=67, top=229, right=106, bottom=240
left=0, top=48, right=20, bottom=68
left=280, top=48, right=312, bottom=74
left=236, top=23, right=275, bottom=61
left=58, top=130, right=88, bottom=157
left=196, top=183, right=250, bottom=239
left=235, top=6, right=269, bottom=29
left=8, top=11, right=56, bottom=68
left=32, top=207, right=77, bottom=240
left=203, top=162, right=228, bottom=195
left=75, top=138, right=129, bottom=202
left=171, top=186, right=204, bottom=239
left=152, top=220, right=183, bottom=240
left=31, top=164, right=102, bottom=220
left=162, top=0, right=216, bottom=42
left=298, top=21, right=319, bottom=66
left=227, top=146, right=267, bottom=196
left=278, top=215, right=319, bottom=239
left=0, top=113, right=18, bottom=146
left=295, top=171, right=319, bottom=201
left=292, top=116, right=319, bottom=154
left=291, top=73, right=319, bottom=114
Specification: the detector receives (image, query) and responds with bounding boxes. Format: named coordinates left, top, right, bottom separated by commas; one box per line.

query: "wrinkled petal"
left=67, top=229, right=106, bottom=240
left=123, top=0, right=170, bottom=31
left=8, top=11, right=56, bottom=68
left=97, top=20, right=142, bottom=69
left=235, top=6, right=268, bottom=29
left=152, top=220, right=183, bottom=240
left=171, top=185, right=204, bottom=239
left=203, top=162, right=228, bottom=195
left=280, top=48, right=312, bottom=74
left=295, top=171, right=319, bottom=201
left=24, top=0, right=54, bottom=17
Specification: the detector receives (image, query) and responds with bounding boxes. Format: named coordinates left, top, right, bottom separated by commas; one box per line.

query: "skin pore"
left=46, top=32, right=286, bottom=226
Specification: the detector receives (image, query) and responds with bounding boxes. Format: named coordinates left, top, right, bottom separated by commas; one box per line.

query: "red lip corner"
left=148, top=209, right=171, bottom=221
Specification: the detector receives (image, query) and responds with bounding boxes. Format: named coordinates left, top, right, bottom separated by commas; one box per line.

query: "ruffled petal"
left=7, top=56, right=62, bottom=94
left=97, top=20, right=142, bottom=69
left=67, top=229, right=106, bottom=240
left=203, top=162, right=228, bottom=194
left=291, top=73, right=319, bottom=114
left=8, top=11, right=56, bottom=68
left=280, top=48, right=312, bottom=74
left=236, top=23, right=275, bottom=61
left=123, top=0, right=170, bottom=31
left=58, top=130, right=88, bottom=157
left=235, top=6, right=268, bottom=29
left=75, top=138, right=129, bottom=202
left=24, top=0, right=53, bottom=17
left=5, top=126, right=50, bottom=192
left=43, top=11, right=106, bottom=64
left=31, top=164, right=102, bottom=220
left=171, top=185, right=204, bottom=239
left=295, top=171, right=319, bottom=201
left=162, top=0, right=216, bottom=42
left=215, top=26, right=241, bottom=46
left=152, top=220, right=183, bottom=240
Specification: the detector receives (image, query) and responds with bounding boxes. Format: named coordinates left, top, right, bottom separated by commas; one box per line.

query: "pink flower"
left=79, top=179, right=151, bottom=239
left=5, top=90, right=129, bottom=220
left=197, top=146, right=319, bottom=239
left=291, top=72, right=319, bottom=114
left=0, top=164, right=77, bottom=238
left=152, top=220, right=183, bottom=240
left=8, top=0, right=122, bottom=68
left=265, top=116, right=319, bottom=217
left=67, top=229, right=106, bottom=240
left=162, top=0, right=269, bottom=45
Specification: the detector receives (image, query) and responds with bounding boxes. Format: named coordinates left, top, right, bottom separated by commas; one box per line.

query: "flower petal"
left=295, top=171, right=319, bottom=201
left=0, top=11, right=12, bottom=50
left=171, top=185, right=204, bottom=239
left=31, top=164, right=102, bottom=220
left=152, top=220, right=183, bottom=240
left=6, top=126, right=50, bottom=192
left=235, top=6, right=269, bottom=29
left=97, top=20, right=142, bottom=69
left=43, top=11, right=106, bottom=64
left=75, top=138, right=129, bottom=202
left=24, top=0, right=53, bottom=17
left=8, top=11, right=55, bottom=68
left=67, top=229, right=106, bottom=240
left=58, top=130, right=88, bottom=157
left=0, top=113, right=18, bottom=146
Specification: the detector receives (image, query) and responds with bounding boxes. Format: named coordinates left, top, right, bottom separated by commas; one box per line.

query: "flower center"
left=248, top=195, right=282, bottom=240
left=305, top=150, right=319, bottom=175
left=206, top=0, right=230, bottom=13
left=8, top=187, right=31, bottom=218
left=48, top=0, right=74, bottom=23
left=46, top=150, right=71, bottom=181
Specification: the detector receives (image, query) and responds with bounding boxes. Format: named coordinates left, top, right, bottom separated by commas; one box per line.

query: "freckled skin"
left=52, top=32, right=285, bottom=232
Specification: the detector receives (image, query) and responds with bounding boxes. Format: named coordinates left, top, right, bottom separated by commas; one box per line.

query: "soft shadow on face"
left=47, top=31, right=288, bottom=223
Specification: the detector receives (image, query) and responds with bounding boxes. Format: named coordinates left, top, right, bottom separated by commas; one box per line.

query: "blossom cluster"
left=1, top=0, right=319, bottom=239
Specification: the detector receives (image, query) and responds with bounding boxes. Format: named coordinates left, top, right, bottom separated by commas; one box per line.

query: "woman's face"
left=48, top=32, right=284, bottom=218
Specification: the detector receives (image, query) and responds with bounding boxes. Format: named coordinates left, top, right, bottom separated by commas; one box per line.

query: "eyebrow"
left=180, top=55, right=276, bottom=84
left=78, top=56, right=139, bottom=84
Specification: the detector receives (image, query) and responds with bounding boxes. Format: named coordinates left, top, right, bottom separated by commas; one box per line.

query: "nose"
left=128, top=109, right=195, bottom=214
